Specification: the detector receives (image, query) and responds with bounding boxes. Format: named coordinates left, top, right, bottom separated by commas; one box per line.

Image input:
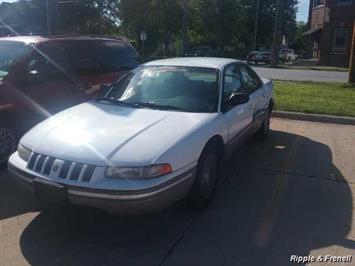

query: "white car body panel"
left=8, top=57, right=274, bottom=213
left=20, top=101, right=229, bottom=171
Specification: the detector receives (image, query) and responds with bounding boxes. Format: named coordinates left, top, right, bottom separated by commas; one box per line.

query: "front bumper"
left=8, top=162, right=196, bottom=214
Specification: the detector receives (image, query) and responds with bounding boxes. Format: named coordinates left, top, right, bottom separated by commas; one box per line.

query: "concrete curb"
left=272, top=111, right=355, bottom=126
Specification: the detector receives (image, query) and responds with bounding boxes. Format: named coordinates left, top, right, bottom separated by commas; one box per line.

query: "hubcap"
left=0, top=128, right=16, bottom=163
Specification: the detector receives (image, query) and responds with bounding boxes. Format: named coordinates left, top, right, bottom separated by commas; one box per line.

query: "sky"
left=297, top=0, right=310, bottom=22
left=0, top=0, right=310, bottom=22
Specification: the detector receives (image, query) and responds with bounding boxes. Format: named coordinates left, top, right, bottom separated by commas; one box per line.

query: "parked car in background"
left=247, top=51, right=271, bottom=64
left=0, top=34, right=141, bottom=168
left=8, top=57, right=274, bottom=214
left=185, top=46, right=217, bottom=57
left=246, top=51, right=259, bottom=63
left=279, top=49, right=298, bottom=62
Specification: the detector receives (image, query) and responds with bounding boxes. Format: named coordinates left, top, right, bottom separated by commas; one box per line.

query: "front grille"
left=27, top=153, right=96, bottom=183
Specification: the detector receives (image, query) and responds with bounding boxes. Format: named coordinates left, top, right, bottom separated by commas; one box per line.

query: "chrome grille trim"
left=27, top=152, right=35, bottom=167
left=26, top=153, right=96, bottom=183
left=33, top=155, right=42, bottom=172
left=41, top=157, right=50, bottom=174
left=67, top=162, right=76, bottom=180
left=78, top=165, right=88, bottom=182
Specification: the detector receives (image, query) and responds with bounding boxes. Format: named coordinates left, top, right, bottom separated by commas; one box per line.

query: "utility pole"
left=271, top=0, right=283, bottom=67
left=182, top=6, right=189, bottom=56
left=349, top=21, right=355, bottom=83
left=178, top=0, right=190, bottom=56
left=252, top=0, right=261, bottom=51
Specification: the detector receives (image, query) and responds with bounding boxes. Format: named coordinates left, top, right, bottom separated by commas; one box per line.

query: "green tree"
left=0, top=0, right=118, bottom=35
left=118, top=0, right=183, bottom=57
left=1, top=0, right=299, bottom=60
left=291, top=21, right=308, bottom=56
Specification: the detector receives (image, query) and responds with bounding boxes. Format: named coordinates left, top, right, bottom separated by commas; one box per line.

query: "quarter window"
left=223, top=64, right=244, bottom=102
left=237, top=65, right=261, bottom=94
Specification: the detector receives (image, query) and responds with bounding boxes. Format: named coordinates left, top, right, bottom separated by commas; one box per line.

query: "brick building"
left=305, top=0, right=355, bottom=67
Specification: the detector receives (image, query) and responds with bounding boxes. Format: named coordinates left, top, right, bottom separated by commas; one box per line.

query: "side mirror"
left=227, top=93, right=250, bottom=106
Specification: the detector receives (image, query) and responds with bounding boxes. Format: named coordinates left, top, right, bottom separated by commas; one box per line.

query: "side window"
left=238, top=64, right=262, bottom=94
left=97, top=41, right=141, bottom=71
left=223, top=64, right=245, bottom=103
left=20, top=42, right=70, bottom=85
left=222, top=64, right=246, bottom=112
left=62, top=40, right=141, bottom=76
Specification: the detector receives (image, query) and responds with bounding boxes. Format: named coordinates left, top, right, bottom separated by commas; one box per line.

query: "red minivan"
left=0, top=35, right=141, bottom=168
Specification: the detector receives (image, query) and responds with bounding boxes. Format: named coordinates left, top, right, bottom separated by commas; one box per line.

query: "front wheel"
left=188, top=144, right=220, bottom=210
left=0, top=127, right=17, bottom=169
left=256, top=110, right=271, bottom=139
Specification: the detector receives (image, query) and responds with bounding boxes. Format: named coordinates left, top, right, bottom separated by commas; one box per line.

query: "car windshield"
left=0, top=41, right=31, bottom=81
left=104, top=66, right=219, bottom=113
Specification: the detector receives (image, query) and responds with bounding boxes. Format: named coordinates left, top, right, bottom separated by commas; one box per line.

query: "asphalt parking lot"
left=253, top=67, right=348, bottom=83
left=0, top=118, right=354, bottom=266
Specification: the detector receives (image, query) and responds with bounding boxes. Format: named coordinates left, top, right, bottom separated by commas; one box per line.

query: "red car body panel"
left=0, top=35, right=140, bottom=135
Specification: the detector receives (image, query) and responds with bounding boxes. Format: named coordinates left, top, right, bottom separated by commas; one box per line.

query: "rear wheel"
left=188, top=143, right=220, bottom=210
left=0, top=127, right=17, bottom=169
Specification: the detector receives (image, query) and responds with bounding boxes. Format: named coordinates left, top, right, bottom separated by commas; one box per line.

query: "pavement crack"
left=158, top=212, right=201, bottom=266
left=244, top=165, right=354, bottom=185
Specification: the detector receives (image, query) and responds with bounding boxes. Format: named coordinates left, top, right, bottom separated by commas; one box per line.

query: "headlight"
left=17, top=144, right=31, bottom=162
left=106, top=164, right=172, bottom=179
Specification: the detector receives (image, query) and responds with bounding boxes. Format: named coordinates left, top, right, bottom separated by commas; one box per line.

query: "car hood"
left=21, top=101, right=217, bottom=166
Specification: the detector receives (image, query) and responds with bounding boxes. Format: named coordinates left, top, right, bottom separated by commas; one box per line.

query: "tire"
left=188, top=143, right=220, bottom=210
left=0, top=127, right=17, bottom=169
left=256, top=109, right=271, bottom=139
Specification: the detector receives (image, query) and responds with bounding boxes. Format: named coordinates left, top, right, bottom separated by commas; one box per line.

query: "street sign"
left=140, top=31, right=147, bottom=42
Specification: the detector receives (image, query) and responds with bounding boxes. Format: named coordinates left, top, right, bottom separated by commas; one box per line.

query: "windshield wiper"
left=97, top=99, right=192, bottom=112
left=96, top=98, right=142, bottom=108
left=132, top=102, right=190, bottom=112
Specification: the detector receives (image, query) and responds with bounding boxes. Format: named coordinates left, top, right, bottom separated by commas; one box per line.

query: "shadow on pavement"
left=0, top=170, right=39, bottom=220
left=15, top=130, right=354, bottom=266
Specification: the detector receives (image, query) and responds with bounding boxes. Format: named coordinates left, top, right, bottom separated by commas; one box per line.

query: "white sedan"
left=8, top=58, right=274, bottom=214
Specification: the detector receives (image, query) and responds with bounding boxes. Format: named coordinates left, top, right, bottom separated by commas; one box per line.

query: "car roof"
left=144, top=57, right=241, bottom=70
left=0, top=35, right=125, bottom=45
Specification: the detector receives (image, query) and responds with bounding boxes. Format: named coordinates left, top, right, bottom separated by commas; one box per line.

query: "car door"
left=222, top=64, right=253, bottom=145
left=237, top=63, right=268, bottom=129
